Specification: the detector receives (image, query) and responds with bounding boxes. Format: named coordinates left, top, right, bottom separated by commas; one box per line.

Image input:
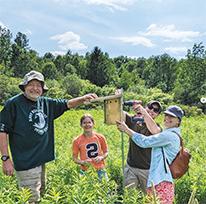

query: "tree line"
left=0, top=26, right=205, bottom=113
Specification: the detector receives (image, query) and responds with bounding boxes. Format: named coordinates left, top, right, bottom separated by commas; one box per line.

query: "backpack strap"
left=162, top=131, right=182, bottom=174
left=172, top=131, right=184, bottom=154
left=161, top=147, right=168, bottom=173
left=172, top=131, right=183, bottom=147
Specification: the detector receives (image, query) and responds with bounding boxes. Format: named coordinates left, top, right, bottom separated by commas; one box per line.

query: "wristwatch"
left=1, top=155, right=10, bottom=162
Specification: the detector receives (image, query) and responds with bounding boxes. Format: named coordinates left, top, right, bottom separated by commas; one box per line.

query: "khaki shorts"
left=16, top=164, right=46, bottom=203
left=124, top=163, right=149, bottom=193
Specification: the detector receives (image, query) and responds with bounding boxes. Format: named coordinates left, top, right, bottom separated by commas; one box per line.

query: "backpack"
left=161, top=131, right=191, bottom=179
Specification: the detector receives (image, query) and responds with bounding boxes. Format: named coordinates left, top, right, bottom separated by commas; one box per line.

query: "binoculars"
left=132, top=116, right=144, bottom=123
left=124, top=100, right=142, bottom=106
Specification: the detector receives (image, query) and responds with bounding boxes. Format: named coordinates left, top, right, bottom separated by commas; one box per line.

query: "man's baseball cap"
left=19, top=70, right=48, bottom=92
left=147, top=100, right=162, bottom=113
left=164, top=105, right=184, bottom=121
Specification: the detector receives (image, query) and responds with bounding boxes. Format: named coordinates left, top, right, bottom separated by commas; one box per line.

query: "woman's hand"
left=116, top=121, right=128, bottom=133
left=116, top=120, right=135, bottom=137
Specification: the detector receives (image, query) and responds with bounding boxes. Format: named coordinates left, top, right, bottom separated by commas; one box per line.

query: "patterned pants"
left=147, top=181, right=174, bottom=204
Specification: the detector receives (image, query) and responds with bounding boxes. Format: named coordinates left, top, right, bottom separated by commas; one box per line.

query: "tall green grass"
left=0, top=109, right=205, bottom=203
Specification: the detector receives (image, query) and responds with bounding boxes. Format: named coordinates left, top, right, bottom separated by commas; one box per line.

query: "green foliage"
left=64, top=63, right=76, bottom=75
left=179, top=105, right=203, bottom=117
left=188, top=189, right=199, bottom=204
left=77, top=78, right=115, bottom=97
left=0, top=25, right=205, bottom=203
left=77, top=59, right=88, bottom=79
left=62, top=74, right=83, bottom=97
left=10, top=44, right=40, bottom=77
left=145, top=88, right=174, bottom=106
left=9, top=32, right=40, bottom=77
left=16, top=188, right=32, bottom=204
left=0, top=110, right=205, bottom=203
left=123, top=87, right=174, bottom=109
left=113, top=56, right=129, bottom=70
left=54, top=55, right=66, bottom=74
left=14, top=32, right=29, bottom=49
left=174, top=115, right=206, bottom=204
left=43, top=52, right=55, bottom=61
left=0, top=75, right=20, bottom=104
left=0, top=26, right=12, bottom=67
left=116, top=68, right=144, bottom=91
left=174, top=43, right=206, bottom=105
left=0, top=63, right=13, bottom=76
left=0, top=25, right=205, bottom=112
left=142, top=54, right=177, bottom=92
left=42, top=61, right=58, bottom=80
left=53, top=52, right=83, bottom=77
left=86, top=46, right=117, bottom=87
left=45, top=79, right=68, bottom=99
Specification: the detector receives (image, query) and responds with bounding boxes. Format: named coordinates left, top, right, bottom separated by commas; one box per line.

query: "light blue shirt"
left=132, top=127, right=181, bottom=187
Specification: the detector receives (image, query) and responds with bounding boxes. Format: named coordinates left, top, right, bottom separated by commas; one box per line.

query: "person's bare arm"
left=136, top=105, right=161, bottom=134
left=0, top=132, right=14, bottom=176
left=67, top=93, right=98, bottom=109
left=72, top=154, right=92, bottom=166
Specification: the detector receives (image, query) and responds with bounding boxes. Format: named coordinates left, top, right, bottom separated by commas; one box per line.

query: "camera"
left=132, top=116, right=144, bottom=123
left=124, top=100, right=142, bottom=106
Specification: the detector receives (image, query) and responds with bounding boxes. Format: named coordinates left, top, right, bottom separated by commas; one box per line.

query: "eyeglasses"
left=147, top=105, right=160, bottom=113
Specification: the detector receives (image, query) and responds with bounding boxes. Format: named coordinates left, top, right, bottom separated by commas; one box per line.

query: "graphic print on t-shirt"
left=86, top=143, right=98, bottom=158
left=28, top=109, right=48, bottom=135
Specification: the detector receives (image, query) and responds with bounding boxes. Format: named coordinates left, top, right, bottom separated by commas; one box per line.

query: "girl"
left=72, top=114, right=108, bottom=180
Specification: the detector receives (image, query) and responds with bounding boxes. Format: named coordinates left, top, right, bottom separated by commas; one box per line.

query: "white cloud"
left=50, top=51, right=66, bottom=56
left=142, top=24, right=200, bottom=42
left=51, top=0, right=164, bottom=11
left=114, top=36, right=155, bottom=47
left=84, top=0, right=136, bottom=11
left=51, top=0, right=136, bottom=11
left=50, top=31, right=87, bottom=51
left=0, top=21, right=7, bottom=29
left=164, top=47, right=187, bottom=54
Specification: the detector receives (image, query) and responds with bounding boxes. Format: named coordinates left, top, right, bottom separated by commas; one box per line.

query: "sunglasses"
left=147, top=105, right=160, bottom=113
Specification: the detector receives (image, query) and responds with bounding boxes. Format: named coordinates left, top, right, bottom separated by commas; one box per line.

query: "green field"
left=0, top=109, right=205, bottom=203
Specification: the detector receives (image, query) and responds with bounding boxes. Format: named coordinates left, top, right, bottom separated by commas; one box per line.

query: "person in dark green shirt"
left=0, top=70, right=97, bottom=203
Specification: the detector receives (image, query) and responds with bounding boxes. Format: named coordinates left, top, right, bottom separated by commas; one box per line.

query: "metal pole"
left=121, top=131, right=124, bottom=189
left=119, top=88, right=125, bottom=191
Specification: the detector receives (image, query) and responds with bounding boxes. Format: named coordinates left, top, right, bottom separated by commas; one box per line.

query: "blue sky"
left=0, top=0, right=205, bottom=59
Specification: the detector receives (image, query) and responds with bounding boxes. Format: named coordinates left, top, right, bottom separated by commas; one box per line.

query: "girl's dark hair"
left=80, top=114, right=94, bottom=125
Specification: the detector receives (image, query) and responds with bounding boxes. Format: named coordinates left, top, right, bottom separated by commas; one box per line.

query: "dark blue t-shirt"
left=0, top=94, right=68, bottom=171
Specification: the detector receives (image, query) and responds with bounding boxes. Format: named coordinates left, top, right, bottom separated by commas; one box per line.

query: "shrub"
left=0, top=75, right=20, bottom=105
left=180, top=105, right=203, bottom=116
